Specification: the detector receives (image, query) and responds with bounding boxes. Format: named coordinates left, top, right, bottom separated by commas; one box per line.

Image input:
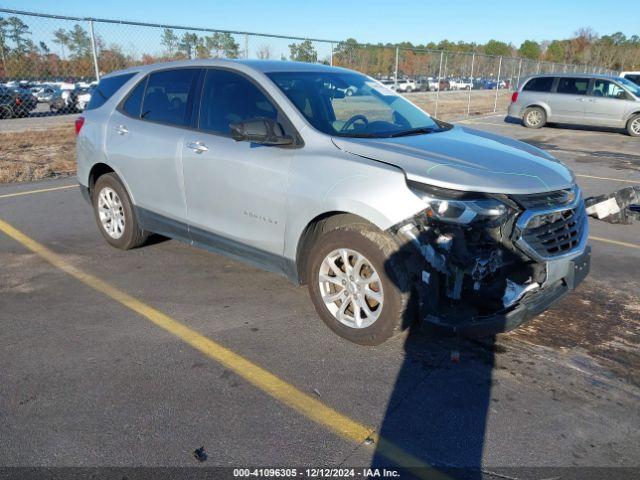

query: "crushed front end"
left=393, top=183, right=591, bottom=336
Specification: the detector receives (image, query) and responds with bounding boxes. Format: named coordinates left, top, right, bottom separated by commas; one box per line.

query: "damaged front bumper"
left=426, top=247, right=590, bottom=336
left=395, top=185, right=594, bottom=337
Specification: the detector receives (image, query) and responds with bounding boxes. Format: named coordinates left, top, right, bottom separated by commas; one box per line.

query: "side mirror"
left=230, top=118, right=294, bottom=146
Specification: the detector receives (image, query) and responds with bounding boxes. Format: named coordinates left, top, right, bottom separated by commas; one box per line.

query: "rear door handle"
left=113, top=125, right=128, bottom=135
left=186, top=141, right=209, bottom=154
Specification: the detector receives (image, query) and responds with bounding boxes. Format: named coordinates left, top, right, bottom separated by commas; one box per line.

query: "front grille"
left=521, top=205, right=586, bottom=257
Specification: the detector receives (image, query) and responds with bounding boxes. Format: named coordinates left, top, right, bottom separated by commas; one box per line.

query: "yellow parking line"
left=590, top=235, right=640, bottom=250
left=0, top=217, right=447, bottom=479
left=0, top=184, right=78, bottom=199
left=576, top=174, right=640, bottom=185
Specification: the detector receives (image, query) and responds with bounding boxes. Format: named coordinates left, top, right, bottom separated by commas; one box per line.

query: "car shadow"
left=368, top=240, right=502, bottom=479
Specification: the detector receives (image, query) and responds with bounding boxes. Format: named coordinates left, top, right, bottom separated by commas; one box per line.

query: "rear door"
left=106, top=68, right=200, bottom=232
left=181, top=68, right=297, bottom=269
left=547, top=77, right=590, bottom=123
left=584, top=79, right=633, bottom=127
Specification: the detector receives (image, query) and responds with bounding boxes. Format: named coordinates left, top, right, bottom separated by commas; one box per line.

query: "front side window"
left=617, top=77, right=640, bottom=97
left=140, top=68, right=199, bottom=127
left=592, top=80, right=628, bottom=99
left=523, top=77, right=554, bottom=92
left=86, top=73, right=135, bottom=110
left=557, top=77, right=590, bottom=95
left=198, top=69, right=278, bottom=135
left=267, top=71, right=448, bottom=138
left=624, top=74, right=640, bottom=87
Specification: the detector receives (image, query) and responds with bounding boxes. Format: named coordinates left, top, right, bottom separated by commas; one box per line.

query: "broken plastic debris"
left=193, top=446, right=207, bottom=462
left=421, top=270, right=431, bottom=284
left=364, top=436, right=375, bottom=445
left=502, top=280, right=540, bottom=308
left=436, top=234, right=453, bottom=251
left=313, top=388, right=321, bottom=397
left=585, top=197, right=620, bottom=220
left=585, top=186, right=640, bottom=224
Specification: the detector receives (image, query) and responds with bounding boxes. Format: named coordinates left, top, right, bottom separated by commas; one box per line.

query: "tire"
left=523, top=106, right=546, bottom=129
left=92, top=173, right=149, bottom=250
left=626, top=114, right=640, bottom=137
left=306, top=224, right=413, bottom=346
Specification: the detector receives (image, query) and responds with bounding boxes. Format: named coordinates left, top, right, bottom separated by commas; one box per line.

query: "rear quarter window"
left=86, top=73, right=136, bottom=110
left=522, top=77, right=554, bottom=92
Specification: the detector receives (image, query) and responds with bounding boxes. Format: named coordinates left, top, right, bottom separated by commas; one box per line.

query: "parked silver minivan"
left=77, top=60, right=591, bottom=345
left=509, top=74, right=640, bottom=136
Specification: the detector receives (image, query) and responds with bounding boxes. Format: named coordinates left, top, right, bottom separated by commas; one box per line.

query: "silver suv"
left=77, top=60, right=590, bottom=345
left=509, top=74, right=640, bottom=136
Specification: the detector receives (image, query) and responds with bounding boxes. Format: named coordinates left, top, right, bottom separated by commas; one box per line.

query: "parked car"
left=509, top=74, right=640, bottom=136
left=77, top=60, right=591, bottom=345
left=620, top=71, right=640, bottom=87
left=449, top=78, right=472, bottom=90
left=35, top=85, right=61, bottom=103
left=395, top=78, right=418, bottom=93
left=0, top=86, right=37, bottom=117
left=76, top=86, right=94, bottom=111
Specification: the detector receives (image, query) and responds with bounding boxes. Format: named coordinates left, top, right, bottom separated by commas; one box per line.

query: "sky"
left=1, top=0, right=637, bottom=46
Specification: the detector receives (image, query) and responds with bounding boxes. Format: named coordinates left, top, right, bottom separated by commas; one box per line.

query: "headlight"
left=410, top=183, right=508, bottom=225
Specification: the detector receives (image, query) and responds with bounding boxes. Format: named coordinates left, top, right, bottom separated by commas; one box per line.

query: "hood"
left=332, top=125, right=574, bottom=194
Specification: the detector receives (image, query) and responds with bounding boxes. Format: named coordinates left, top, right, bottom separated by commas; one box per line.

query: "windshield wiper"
left=388, top=127, right=438, bottom=138
left=338, top=132, right=381, bottom=138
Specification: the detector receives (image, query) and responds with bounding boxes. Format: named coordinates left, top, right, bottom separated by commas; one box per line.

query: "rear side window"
left=141, top=68, right=199, bottom=127
left=557, top=77, right=590, bottom=95
left=86, top=73, right=135, bottom=110
left=122, top=78, right=147, bottom=117
left=523, top=77, right=554, bottom=92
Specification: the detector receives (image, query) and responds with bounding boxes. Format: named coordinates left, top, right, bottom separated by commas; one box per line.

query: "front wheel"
left=92, top=173, right=149, bottom=250
left=626, top=114, right=640, bottom=137
left=306, top=225, right=413, bottom=345
left=523, top=106, right=546, bottom=129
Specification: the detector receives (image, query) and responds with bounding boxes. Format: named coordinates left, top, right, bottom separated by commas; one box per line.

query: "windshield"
left=266, top=71, right=448, bottom=138
left=617, top=77, right=640, bottom=97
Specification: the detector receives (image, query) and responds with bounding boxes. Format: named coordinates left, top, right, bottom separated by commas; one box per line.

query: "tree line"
left=0, top=14, right=637, bottom=81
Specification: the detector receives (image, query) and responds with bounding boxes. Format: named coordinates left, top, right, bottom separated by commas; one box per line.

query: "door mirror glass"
left=230, top=118, right=293, bottom=146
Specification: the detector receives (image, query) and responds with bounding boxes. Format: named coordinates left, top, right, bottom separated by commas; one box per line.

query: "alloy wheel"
left=318, top=248, right=384, bottom=329
left=97, top=187, right=125, bottom=239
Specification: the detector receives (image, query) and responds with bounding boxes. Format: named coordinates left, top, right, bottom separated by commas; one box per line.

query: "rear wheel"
left=523, top=106, right=546, bottom=129
left=626, top=114, right=640, bottom=137
left=306, top=224, right=413, bottom=345
left=92, top=173, right=148, bottom=250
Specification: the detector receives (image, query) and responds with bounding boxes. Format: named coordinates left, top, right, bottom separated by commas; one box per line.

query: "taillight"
left=511, top=91, right=519, bottom=103
left=75, top=116, right=85, bottom=135
left=15, top=97, right=22, bottom=105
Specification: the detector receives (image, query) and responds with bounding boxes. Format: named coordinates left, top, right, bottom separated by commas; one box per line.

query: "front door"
left=182, top=68, right=297, bottom=273
left=584, top=79, right=633, bottom=127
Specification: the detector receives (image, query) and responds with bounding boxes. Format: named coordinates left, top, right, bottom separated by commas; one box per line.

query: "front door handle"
left=186, top=141, right=209, bottom=154
left=113, top=125, right=128, bottom=135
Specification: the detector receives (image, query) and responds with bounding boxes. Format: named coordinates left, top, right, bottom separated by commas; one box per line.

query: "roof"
left=102, top=58, right=352, bottom=79
left=523, top=73, right=621, bottom=80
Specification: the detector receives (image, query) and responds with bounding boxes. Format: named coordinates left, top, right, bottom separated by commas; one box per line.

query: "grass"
left=0, top=125, right=76, bottom=183
left=0, top=90, right=513, bottom=184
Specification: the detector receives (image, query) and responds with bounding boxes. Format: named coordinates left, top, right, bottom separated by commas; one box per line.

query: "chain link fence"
left=0, top=8, right=618, bottom=182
